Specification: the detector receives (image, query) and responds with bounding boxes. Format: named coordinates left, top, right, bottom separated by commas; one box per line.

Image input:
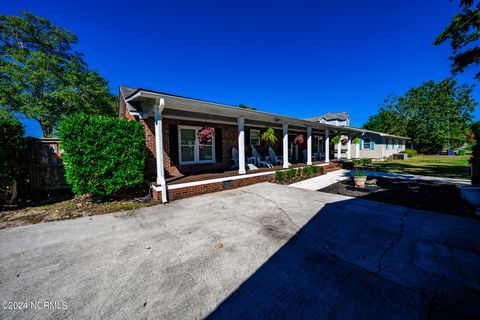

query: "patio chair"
left=268, top=147, right=284, bottom=166
left=252, top=146, right=273, bottom=168
left=231, top=147, right=239, bottom=169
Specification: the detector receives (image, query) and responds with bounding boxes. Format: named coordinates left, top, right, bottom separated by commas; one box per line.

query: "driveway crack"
left=376, top=209, right=410, bottom=274
left=240, top=190, right=301, bottom=229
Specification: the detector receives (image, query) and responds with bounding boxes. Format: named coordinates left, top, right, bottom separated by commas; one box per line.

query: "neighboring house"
left=305, top=112, right=350, bottom=126
left=119, top=86, right=409, bottom=202
left=306, top=114, right=407, bottom=160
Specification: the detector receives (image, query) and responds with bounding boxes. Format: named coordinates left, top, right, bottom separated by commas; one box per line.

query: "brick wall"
left=162, top=118, right=238, bottom=177
left=152, top=173, right=276, bottom=201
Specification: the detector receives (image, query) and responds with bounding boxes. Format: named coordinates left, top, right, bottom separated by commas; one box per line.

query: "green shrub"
left=286, top=169, right=297, bottom=179
left=58, top=113, right=146, bottom=198
left=312, top=166, right=319, bottom=174
left=275, top=170, right=286, bottom=181
left=401, top=148, right=417, bottom=157
left=361, top=158, right=373, bottom=165
left=302, top=166, right=312, bottom=175
left=296, top=168, right=302, bottom=176
left=0, top=110, right=25, bottom=189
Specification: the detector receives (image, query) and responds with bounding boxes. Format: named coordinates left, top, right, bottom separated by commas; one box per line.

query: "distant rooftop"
left=305, top=112, right=350, bottom=122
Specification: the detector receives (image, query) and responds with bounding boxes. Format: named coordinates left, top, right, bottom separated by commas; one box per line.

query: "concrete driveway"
left=1, top=183, right=479, bottom=319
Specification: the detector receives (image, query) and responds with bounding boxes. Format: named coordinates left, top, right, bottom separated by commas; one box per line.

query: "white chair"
left=252, top=146, right=273, bottom=168
left=231, top=147, right=239, bottom=169
left=268, top=147, right=283, bottom=166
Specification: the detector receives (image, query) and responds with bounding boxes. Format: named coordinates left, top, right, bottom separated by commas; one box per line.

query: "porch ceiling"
left=126, top=89, right=364, bottom=135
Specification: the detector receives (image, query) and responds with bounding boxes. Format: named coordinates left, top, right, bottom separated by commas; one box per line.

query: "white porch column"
left=306, top=127, right=312, bottom=165
left=283, top=123, right=289, bottom=168
left=337, top=134, right=342, bottom=160
left=154, top=99, right=167, bottom=203
left=347, top=134, right=351, bottom=160
left=238, top=117, right=246, bottom=174
left=325, top=130, right=330, bottom=163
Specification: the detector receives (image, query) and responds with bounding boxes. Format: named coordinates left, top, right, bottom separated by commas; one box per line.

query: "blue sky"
left=4, top=0, right=479, bottom=137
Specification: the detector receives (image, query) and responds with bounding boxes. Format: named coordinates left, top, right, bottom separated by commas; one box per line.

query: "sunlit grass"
left=366, top=155, right=470, bottom=179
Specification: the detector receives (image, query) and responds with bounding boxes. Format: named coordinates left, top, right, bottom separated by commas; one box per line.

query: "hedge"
left=400, top=149, right=417, bottom=157
left=275, top=166, right=320, bottom=181
left=58, top=113, right=146, bottom=198
left=0, top=109, right=25, bottom=189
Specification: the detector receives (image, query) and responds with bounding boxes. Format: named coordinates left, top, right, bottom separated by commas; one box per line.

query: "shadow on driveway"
left=208, top=197, right=480, bottom=320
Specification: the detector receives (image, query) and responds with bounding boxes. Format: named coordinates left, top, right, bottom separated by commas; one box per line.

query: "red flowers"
left=198, top=127, right=215, bottom=148
left=294, top=134, right=305, bottom=145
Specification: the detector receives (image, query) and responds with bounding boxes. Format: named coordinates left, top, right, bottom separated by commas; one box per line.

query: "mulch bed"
left=273, top=172, right=325, bottom=185
left=0, top=188, right=158, bottom=230
left=320, top=177, right=478, bottom=220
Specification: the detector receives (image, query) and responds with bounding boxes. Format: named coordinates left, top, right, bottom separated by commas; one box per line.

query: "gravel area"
left=320, top=177, right=478, bottom=219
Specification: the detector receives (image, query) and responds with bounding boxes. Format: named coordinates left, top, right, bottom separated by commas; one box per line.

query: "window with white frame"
left=363, top=138, right=371, bottom=150
left=179, top=126, right=215, bottom=164
left=250, top=129, right=260, bottom=146
left=315, top=137, right=324, bottom=153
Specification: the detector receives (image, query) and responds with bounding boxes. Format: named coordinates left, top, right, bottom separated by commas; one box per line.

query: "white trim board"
left=152, top=162, right=330, bottom=191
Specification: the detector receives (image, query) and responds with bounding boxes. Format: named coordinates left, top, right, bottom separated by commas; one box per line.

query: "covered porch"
left=122, top=88, right=365, bottom=202
left=166, top=160, right=332, bottom=186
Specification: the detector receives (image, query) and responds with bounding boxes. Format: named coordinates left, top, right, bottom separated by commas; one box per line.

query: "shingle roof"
left=119, top=86, right=137, bottom=99
left=305, top=112, right=350, bottom=122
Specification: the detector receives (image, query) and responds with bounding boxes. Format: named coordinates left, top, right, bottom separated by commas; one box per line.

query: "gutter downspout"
left=154, top=99, right=167, bottom=203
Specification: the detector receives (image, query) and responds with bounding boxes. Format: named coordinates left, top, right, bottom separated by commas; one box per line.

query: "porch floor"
left=166, top=160, right=329, bottom=185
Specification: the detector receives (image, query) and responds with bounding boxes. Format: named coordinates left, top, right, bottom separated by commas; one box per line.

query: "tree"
left=435, top=0, right=480, bottom=79
left=0, top=109, right=25, bottom=203
left=363, top=79, right=476, bottom=154
left=238, top=104, right=257, bottom=110
left=0, top=11, right=115, bottom=137
left=364, top=95, right=407, bottom=136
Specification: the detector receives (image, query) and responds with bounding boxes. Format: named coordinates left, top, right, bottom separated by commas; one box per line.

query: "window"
left=179, top=126, right=215, bottom=164
left=250, top=129, right=260, bottom=146
left=363, top=138, right=371, bottom=150
left=315, top=137, right=324, bottom=153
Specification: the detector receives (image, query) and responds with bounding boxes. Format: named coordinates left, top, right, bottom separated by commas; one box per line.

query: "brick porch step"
left=322, top=163, right=343, bottom=173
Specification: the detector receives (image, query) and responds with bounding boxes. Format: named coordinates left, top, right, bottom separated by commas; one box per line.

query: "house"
left=305, top=112, right=350, bottom=126
left=119, top=86, right=409, bottom=203
left=306, top=113, right=408, bottom=160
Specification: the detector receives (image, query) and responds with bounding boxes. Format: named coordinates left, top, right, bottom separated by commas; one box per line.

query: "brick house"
left=118, top=87, right=409, bottom=202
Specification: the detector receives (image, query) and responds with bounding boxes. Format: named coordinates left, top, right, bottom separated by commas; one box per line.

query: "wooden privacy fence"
left=19, top=138, right=70, bottom=196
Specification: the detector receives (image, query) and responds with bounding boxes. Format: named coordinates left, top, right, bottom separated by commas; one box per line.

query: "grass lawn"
left=365, top=155, right=471, bottom=179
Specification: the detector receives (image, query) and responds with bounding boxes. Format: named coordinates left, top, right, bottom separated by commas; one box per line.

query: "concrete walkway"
left=1, top=183, right=479, bottom=319
left=290, top=169, right=470, bottom=191
left=289, top=169, right=352, bottom=190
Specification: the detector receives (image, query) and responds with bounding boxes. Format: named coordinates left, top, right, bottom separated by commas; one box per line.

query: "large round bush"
left=0, top=109, right=25, bottom=190
left=58, top=113, right=146, bottom=198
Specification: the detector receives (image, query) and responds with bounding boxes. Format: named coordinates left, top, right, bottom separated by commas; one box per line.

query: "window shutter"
left=359, top=139, right=363, bottom=150
left=168, top=124, right=179, bottom=165
left=215, top=128, right=223, bottom=162
left=371, top=141, right=375, bottom=150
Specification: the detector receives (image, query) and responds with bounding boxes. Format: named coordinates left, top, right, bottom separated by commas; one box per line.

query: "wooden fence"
left=19, top=138, right=69, bottom=196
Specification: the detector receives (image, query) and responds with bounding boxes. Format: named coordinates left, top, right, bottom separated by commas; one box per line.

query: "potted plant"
left=351, top=136, right=360, bottom=145
left=197, top=127, right=215, bottom=148
left=352, top=170, right=367, bottom=188
left=293, top=134, right=304, bottom=145
left=260, top=127, right=277, bottom=145
left=331, top=135, right=341, bottom=145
